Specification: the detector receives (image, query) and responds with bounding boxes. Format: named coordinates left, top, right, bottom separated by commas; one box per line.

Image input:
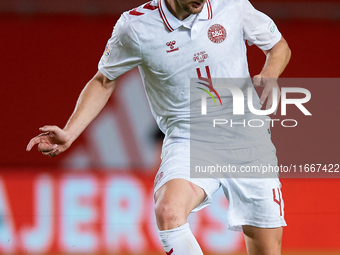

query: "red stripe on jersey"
left=129, top=8, right=144, bottom=16
left=158, top=0, right=174, bottom=32
left=144, top=1, right=158, bottom=10
left=207, top=0, right=213, bottom=19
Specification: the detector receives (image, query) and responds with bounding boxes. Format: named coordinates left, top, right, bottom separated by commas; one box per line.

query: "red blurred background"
left=0, top=0, right=339, bottom=254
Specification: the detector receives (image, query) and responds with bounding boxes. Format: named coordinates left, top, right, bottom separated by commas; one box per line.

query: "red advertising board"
left=0, top=169, right=245, bottom=254
left=0, top=169, right=339, bottom=254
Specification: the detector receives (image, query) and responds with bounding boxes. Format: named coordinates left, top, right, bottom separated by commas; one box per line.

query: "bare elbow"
left=281, top=36, right=292, bottom=60
left=93, top=71, right=118, bottom=91
left=263, top=36, right=292, bottom=62
left=282, top=41, right=292, bottom=69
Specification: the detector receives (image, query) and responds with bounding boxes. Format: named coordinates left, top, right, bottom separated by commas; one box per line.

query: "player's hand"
left=253, top=74, right=280, bottom=114
left=26, top=125, right=72, bottom=157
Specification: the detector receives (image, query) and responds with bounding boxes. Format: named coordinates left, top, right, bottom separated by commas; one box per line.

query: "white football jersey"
left=98, top=0, right=282, bottom=148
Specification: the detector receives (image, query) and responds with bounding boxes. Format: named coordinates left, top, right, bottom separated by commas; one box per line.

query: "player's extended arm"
left=253, top=36, right=291, bottom=110
left=26, top=71, right=117, bottom=157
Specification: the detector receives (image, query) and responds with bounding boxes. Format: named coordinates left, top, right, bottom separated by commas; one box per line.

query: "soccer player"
left=27, top=0, right=291, bottom=254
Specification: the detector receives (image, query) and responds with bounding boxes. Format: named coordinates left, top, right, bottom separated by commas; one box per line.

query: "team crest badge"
left=208, top=24, right=227, bottom=44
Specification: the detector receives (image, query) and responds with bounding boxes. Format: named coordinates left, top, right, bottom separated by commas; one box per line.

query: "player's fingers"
left=38, top=143, right=58, bottom=153
left=264, top=86, right=280, bottom=112
left=260, top=85, right=271, bottom=106
left=42, top=146, right=61, bottom=157
left=273, top=88, right=281, bottom=115
left=42, top=151, right=57, bottom=157
left=253, top=75, right=262, bottom=87
left=42, top=147, right=58, bottom=157
left=26, top=136, right=44, bottom=151
left=266, top=90, right=273, bottom=110
left=36, top=132, right=50, bottom=138
left=39, top=125, right=60, bottom=135
left=49, top=149, right=60, bottom=157
left=27, top=130, right=52, bottom=151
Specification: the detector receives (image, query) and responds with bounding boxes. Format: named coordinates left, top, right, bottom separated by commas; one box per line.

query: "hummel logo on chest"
left=166, top=40, right=179, bottom=53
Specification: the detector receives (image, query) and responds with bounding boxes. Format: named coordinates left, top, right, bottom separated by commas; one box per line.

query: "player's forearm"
left=260, top=36, right=291, bottom=78
left=63, top=71, right=117, bottom=144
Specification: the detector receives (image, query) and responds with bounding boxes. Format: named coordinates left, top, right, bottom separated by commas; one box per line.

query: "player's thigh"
left=154, top=179, right=206, bottom=223
left=242, top=225, right=282, bottom=255
left=155, top=178, right=206, bottom=212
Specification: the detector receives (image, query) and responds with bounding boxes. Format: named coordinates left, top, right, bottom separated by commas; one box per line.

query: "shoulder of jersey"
left=124, top=0, right=159, bottom=20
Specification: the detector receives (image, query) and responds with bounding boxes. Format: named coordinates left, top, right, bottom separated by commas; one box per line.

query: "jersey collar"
left=158, top=0, right=213, bottom=32
left=197, top=0, right=213, bottom=21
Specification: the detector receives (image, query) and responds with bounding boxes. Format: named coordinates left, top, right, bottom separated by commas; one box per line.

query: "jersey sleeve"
left=98, top=14, right=142, bottom=80
left=241, top=0, right=282, bottom=51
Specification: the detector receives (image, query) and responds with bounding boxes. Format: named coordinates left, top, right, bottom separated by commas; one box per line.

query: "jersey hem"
left=98, top=67, right=116, bottom=81
left=227, top=220, right=287, bottom=232
left=258, top=33, right=282, bottom=51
